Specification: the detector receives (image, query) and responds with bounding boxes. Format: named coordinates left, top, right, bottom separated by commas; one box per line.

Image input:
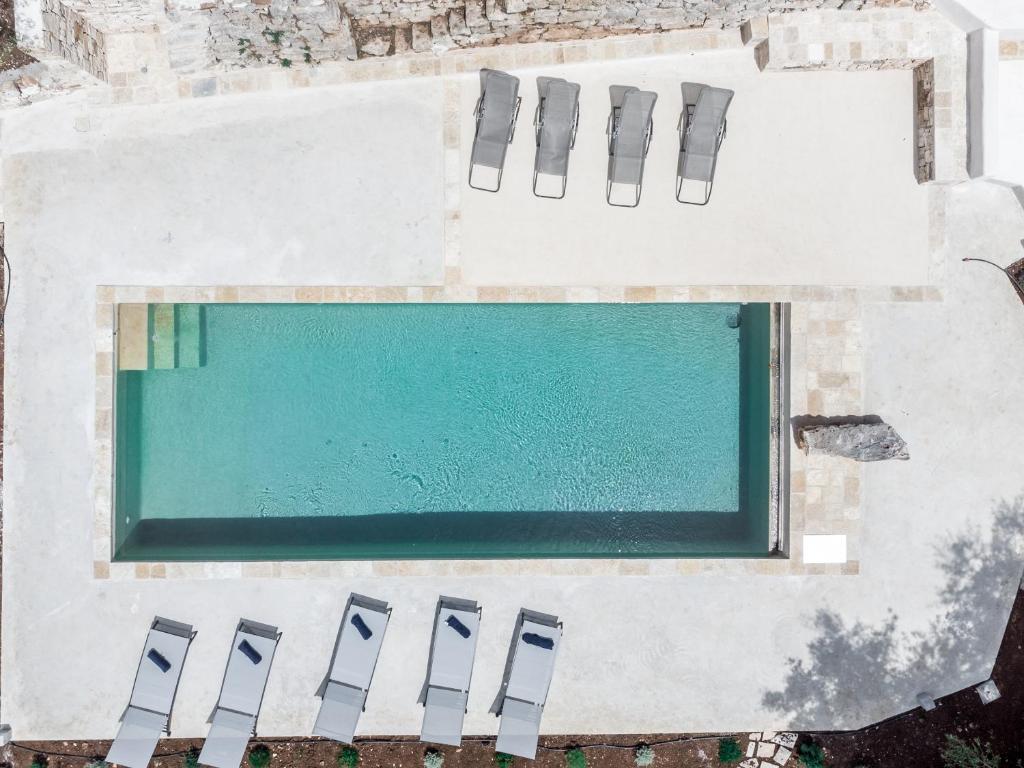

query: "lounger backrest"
left=329, top=594, right=390, bottom=691
left=217, top=620, right=280, bottom=718
left=615, top=90, right=657, bottom=160
left=504, top=617, right=561, bottom=707
left=478, top=69, right=520, bottom=145
left=687, top=87, right=734, bottom=158
left=130, top=618, right=193, bottom=718
left=428, top=599, right=481, bottom=692
left=536, top=80, right=580, bottom=177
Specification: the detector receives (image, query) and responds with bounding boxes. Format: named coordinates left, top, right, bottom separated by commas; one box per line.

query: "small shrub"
left=718, top=738, right=743, bottom=765
left=30, top=755, right=48, bottom=768
left=798, top=743, right=827, bottom=768
left=565, top=748, right=586, bottom=768
left=634, top=745, right=654, bottom=767
left=423, top=750, right=444, bottom=768
left=942, top=736, right=1000, bottom=768
left=280, top=58, right=292, bottom=68
left=338, top=747, right=360, bottom=768
left=495, top=754, right=514, bottom=768
left=184, top=747, right=201, bottom=768
left=248, top=745, right=272, bottom=768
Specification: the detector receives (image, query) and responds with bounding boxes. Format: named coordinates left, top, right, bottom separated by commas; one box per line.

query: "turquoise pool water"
left=114, top=303, right=771, bottom=560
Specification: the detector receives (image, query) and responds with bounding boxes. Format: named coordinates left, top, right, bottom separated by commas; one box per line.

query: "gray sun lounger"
left=606, top=85, right=657, bottom=208
left=491, top=609, right=562, bottom=760
left=469, top=69, right=522, bottom=193
left=314, top=593, right=391, bottom=744
left=106, top=617, right=196, bottom=768
left=198, top=620, right=281, bottom=768
left=419, top=596, right=482, bottom=746
left=533, top=77, right=581, bottom=199
left=676, top=82, right=734, bottom=205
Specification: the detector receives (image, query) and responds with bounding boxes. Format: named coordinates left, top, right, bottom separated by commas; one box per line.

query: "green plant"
left=634, top=745, right=654, bottom=767
left=263, top=28, right=285, bottom=45
left=31, top=755, right=49, bottom=768
left=423, top=750, right=444, bottom=768
left=942, top=736, right=1000, bottom=768
left=85, top=761, right=110, bottom=768
left=338, top=747, right=360, bottom=768
left=280, top=58, right=292, bottom=68
left=565, top=748, right=586, bottom=768
left=495, top=753, right=515, bottom=768
left=248, top=745, right=272, bottom=768
left=717, top=738, right=743, bottom=765
left=798, top=743, right=827, bottom=768
left=184, top=747, right=201, bottom=768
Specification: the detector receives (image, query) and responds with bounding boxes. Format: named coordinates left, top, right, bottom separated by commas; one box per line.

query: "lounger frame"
left=469, top=71, right=522, bottom=193
left=490, top=609, right=563, bottom=759
left=314, top=593, right=392, bottom=743
left=606, top=91, right=655, bottom=208
left=532, top=82, right=580, bottom=200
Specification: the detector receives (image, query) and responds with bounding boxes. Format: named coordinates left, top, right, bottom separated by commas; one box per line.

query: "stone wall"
left=766, top=8, right=962, bottom=183
left=195, top=0, right=932, bottom=67
left=40, top=0, right=168, bottom=81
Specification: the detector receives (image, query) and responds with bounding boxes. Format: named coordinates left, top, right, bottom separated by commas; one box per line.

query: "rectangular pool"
left=113, top=302, right=773, bottom=560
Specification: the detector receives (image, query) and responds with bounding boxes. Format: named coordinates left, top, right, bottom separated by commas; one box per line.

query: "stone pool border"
left=91, top=284, right=941, bottom=580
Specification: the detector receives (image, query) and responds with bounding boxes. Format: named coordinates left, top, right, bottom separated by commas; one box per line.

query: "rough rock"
left=798, top=422, right=910, bottom=461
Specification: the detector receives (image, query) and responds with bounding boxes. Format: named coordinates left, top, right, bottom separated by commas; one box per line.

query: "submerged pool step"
left=151, top=304, right=177, bottom=369
left=176, top=304, right=204, bottom=369
left=117, top=304, right=149, bottom=371
left=119, top=303, right=206, bottom=371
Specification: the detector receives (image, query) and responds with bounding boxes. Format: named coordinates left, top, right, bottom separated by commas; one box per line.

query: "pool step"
left=176, top=304, right=204, bottom=369
left=117, top=304, right=150, bottom=371
left=151, top=304, right=177, bottom=369
left=117, top=303, right=205, bottom=371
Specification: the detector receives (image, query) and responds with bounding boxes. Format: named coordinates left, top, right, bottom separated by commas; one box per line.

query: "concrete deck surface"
left=461, top=52, right=930, bottom=287
left=2, top=56, right=1023, bottom=739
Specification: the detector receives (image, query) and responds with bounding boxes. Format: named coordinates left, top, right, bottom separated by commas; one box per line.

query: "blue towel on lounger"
left=446, top=614, right=471, bottom=638
left=238, top=639, right=263, bottom=664
left=147, top=648, right=171, bottom=673
left=522, top=632, right=554, bottom=650
left=351, top=612, right=373, bottom=640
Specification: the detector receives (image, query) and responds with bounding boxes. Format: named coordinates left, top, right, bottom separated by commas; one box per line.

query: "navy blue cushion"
left=351, top=612, right=373, bottom=640
left=238, top=639, right=263, bottom=665
left=522, top=632, right=554, bottom=650
left=147, top=648, right=171, bottom=673
left=445, top=614, right=471, bottom=639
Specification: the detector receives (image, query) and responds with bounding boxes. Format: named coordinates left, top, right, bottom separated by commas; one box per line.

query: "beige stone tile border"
left=90, top=284, right=915, bottom=581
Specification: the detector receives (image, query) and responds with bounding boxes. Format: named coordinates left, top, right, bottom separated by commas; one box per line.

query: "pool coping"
left=93, top=286, right=892, bottom=579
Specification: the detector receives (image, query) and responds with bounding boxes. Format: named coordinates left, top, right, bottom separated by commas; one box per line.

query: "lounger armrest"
left=507, top=97, right=522, bottom=143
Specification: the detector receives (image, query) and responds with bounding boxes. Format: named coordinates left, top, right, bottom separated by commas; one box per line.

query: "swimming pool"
left=113, top=302, right=773, bottom=560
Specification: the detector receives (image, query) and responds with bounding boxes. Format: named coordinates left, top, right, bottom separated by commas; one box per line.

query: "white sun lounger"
left=313, top=593, right=391, bottom=744
left=106, top=617, right=196, bottom=768
left=533, top=77, right=581, bottom=199
left=606, top=85, right=657, bottom=207
left=419, top=596, right=481, bottom=746
left=469, top=69, right=522, bottom=192
left=676, top=82, right=734, bottom=205
left=198, top=620, right=281, bottom=768
left=491, top=609, right=562, bottom=760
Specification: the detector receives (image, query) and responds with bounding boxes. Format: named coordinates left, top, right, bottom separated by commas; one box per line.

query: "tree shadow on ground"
left=762, top=497, right=1024, bottom=728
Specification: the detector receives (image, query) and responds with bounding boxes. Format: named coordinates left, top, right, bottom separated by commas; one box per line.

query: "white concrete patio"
left=2, top=38, right=1023, bottom=742
left=460, top=52, right=929, bottom=287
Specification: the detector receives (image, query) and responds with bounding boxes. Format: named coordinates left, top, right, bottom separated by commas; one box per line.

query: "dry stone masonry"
left=37, top=0, right=934, bottom=79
